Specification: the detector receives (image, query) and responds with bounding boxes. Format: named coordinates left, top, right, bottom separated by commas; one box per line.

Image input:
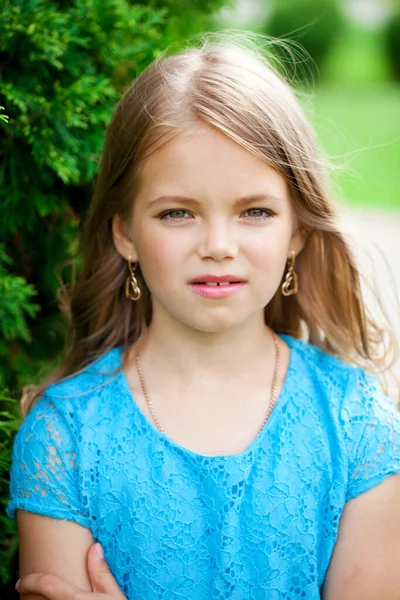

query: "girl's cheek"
left=134, top=227, right=173, bottom=261
left=248, top=238, right=286, bottom=268
left=139, top=238, right=186, bottom=281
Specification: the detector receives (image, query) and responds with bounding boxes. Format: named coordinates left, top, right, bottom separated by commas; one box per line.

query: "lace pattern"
left=7, top=336, right=400, bottom=599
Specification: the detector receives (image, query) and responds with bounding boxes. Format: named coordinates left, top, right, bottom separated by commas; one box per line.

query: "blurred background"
left=1, top=0, right=399, bottom=593
left=215, top=0, right=400, bottom=211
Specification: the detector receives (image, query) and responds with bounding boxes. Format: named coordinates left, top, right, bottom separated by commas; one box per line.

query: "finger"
left=17, top=572, right=87, bottom=600
left=87, top=543, right=125, bottom=597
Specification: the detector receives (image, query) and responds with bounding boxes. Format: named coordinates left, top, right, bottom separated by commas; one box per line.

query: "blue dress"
left=6, top=335, right=400, bottom=599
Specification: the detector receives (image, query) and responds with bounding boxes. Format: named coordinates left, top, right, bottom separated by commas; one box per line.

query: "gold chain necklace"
left=134, top=331, right=280, bottom=437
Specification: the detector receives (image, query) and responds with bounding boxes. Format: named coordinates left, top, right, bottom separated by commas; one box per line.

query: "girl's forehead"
left=138, top=125, right=289, bottom=197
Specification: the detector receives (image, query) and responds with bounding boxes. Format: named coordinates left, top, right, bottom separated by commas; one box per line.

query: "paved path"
left=341, top=209, right=400, bottom=398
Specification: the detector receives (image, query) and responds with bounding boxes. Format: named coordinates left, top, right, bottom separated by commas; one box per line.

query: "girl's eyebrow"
left=146, top=193, right=285, bottom=208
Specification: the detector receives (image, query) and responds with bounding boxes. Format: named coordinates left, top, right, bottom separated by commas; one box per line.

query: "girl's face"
left=113, top=124, right=304, bottom=333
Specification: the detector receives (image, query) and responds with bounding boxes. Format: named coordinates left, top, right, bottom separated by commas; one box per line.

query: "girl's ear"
left=112, top=215, right=138, bottom=262
left=290, top=226, right=306, bottom=258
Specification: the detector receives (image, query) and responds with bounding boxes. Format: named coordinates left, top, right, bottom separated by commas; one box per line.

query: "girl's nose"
left=196, top=222, right=239, bottom=261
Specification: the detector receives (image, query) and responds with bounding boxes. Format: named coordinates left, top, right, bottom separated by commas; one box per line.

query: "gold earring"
left=281, top=250, right=298, bottom=296
left=125, top=256, right=142, bottom=301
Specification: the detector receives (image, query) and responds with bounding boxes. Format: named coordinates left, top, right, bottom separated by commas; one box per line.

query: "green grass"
left=298, top=23, right=400, bottom=211
left=322, top=22, right=392, bottom=84
left=307, top=83, right=400, bottom=211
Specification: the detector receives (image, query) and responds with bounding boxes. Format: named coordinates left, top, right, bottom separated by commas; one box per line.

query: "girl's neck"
left=134, top=313, right=276, bottom=385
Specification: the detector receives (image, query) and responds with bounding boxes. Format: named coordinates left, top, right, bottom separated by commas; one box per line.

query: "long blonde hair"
left=22, top=32, right=397, bottom=415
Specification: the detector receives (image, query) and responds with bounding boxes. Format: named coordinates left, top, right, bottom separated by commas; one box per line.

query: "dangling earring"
left=281, top=250, right=298, bottom=296
left=125, top=256, right=142, bottom=301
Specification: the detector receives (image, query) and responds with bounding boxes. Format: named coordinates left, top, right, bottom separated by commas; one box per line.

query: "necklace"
left=134, top=331, right=280, bottom=437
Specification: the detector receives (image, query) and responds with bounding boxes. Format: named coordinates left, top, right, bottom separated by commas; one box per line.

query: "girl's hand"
left=16, top=542, right=127, bottom=599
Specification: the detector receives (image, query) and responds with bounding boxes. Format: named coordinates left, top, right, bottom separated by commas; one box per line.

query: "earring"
left=281, top=250, right=298, bottom=296
left=125, top=256, right=142, bottom=301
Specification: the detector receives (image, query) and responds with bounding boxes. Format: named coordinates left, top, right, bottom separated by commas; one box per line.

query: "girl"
left=7, top=33, right=400, bottom=600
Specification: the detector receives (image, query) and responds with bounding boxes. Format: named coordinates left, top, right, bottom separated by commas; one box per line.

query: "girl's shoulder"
left=282, top=333, right=357, bottom=382
left=45, top=346, right=122, bottom=398
left=29, top=347, right=124, bottom=423
left=281, top=333, right=390, bottom=415
left=7, top=348, right=123, bottom=526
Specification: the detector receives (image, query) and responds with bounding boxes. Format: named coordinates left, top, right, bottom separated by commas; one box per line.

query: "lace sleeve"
left=6, top=393, right=90, bottom=529
left=341, top=369, right=400, bottom=502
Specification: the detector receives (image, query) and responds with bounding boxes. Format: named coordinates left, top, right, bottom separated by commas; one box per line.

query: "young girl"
left=7, top=33, right=400, bottom=600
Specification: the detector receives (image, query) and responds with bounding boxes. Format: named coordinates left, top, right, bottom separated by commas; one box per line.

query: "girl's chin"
left=150, top=295, right=270, bottom=333
left=177, top=313, right=264, bottom=335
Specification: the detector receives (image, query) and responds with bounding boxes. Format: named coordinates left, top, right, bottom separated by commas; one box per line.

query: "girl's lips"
left=189, top=274, right=246, bottom=284
left=188, top=282, right=246, bottom=298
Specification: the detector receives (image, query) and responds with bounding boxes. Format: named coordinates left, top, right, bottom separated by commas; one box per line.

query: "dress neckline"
left=116, top=333, right=297, bottom=461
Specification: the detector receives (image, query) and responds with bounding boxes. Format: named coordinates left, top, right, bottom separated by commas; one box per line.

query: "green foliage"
left=263, top=0, right=344, bottom=83
left=384, top=10, right=400, bottom=81
left=147, top=0, right=233, bottom=44
left=1, top=0, right=166, bottom=235
left=0, top=392, right=21, bottom=586
left=0, top=246, right=39, bottom=341
left=0, top=106, right=8, bottom=123
left=0, top=245, right=40, bottom=386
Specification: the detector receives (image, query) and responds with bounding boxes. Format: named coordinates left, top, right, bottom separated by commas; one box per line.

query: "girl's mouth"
left=199, top=281, right=238, bottom=286
left=188, top=281, right=246, bottom=298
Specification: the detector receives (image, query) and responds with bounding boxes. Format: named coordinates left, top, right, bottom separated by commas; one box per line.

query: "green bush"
left=0, top=245, right=40, bottom=388
left=384, top=10, right=400, bottom=81
left=263, top=0, right=344, bottom=83
left=0, top=0, right=231, bottom=590
left=0, top=392, right=20, bottom=590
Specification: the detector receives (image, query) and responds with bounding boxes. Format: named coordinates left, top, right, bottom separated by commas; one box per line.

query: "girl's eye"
left=158, top=209, right=193, bottom=222
left=243, top=208, right=274, bottom=220
left=158, top=207, right=275, bottom=222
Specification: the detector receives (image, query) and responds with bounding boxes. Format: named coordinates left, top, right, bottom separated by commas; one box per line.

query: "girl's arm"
left=322, top=472, right=400, bottom=599
left=17, top=509, right=95, bottom=599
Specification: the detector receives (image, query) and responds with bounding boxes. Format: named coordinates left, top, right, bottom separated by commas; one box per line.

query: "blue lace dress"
left=7, top=335, right=400, bottom=599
